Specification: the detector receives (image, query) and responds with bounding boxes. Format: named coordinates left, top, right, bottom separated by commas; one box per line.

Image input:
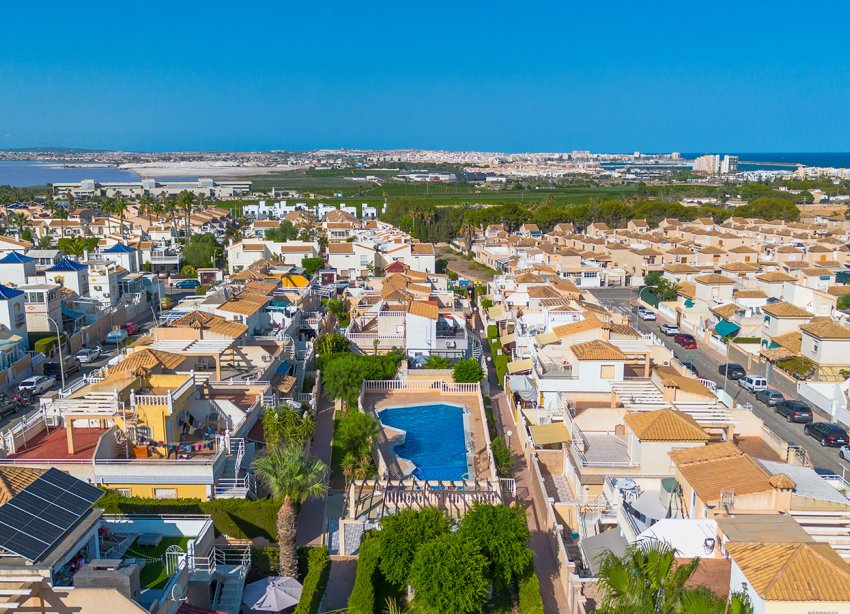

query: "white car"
left=75, top=346, right=102, bottom=363
left=18, top=375, right=57, bottom=395
left=659, top=323, right=679, bottom=335
left=840, top=445, right=850, bottom=462
left=638, top=308, right=657, bottom=321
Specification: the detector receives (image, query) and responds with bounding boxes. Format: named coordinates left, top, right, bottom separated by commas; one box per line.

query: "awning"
left=507, top=358, right=533, bottom=374
left=61, top=303, right=85, bottom=321
left=529, top=422, right=570, bottom=446
left=714, top=320, right=740, bottom=337
left=499, top=333, right=515, bottom=346
left=507, top=375, right=536, bottom=402
left=275, top=362, right=293, bottom=376
left=488, top=305, right=506, bottom=321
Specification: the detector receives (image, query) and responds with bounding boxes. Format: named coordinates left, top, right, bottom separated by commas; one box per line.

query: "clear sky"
left=2, top=1, right=850, bottom=153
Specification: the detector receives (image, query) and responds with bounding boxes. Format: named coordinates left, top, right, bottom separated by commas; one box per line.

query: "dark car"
left=755, top=389, right=784, bottom=407
left=718, top=363, right=746, bottom=380
left=680, top=361, right=700, bottom=377
left=775, top=400, right=813, bottom=423
left=804, top=422, right=849, bottom=447
left=43, top=356, right=81, bottom=377
left=121, top=322, right=141, bottom=335
left=673, top=334, right=697, bottom=349
left=175, top=279, right=201, bottom=289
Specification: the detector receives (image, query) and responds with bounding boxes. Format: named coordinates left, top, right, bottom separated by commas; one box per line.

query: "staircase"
left=215, top=438, right=255, bottom=499
left=194, top=546, right=251, bottom=614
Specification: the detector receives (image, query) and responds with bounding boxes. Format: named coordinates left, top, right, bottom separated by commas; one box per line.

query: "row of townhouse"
left=483, top=265, right=850, bottom=613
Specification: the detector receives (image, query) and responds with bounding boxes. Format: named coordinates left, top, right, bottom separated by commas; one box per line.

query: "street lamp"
left=506, top=429, right=513, bottom=449
left=45, top=315, right=65, bottom=391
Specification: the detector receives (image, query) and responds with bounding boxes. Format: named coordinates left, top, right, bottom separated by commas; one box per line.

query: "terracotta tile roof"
left=243, top=280, right=279, bottom=295
left=624, top=408, right=709, bottom=442
left=664, top=263, right=700, bottom=274
left=698, top=246, right=726, bottom=255
left=800, top=319, right=850, bottom=340
left=515, top=272, right=544, bottom=284
left=800, top=266, right=832, bottom=276
left=328, top=243, right=354, bottom=254
left=733, top=289, right=767, bottom=299
left=654, top=365, right=715, bottom=398
left=570, top=339, right=625, bottom=361
left=0, top=467, right=45, bottom=506
left=762, top=301, right=813, bottom=318
left=771, top=331, right=802, bottom=354
left=407, top=300, right=439, bottom=320
left=670, top=443, right=775, bottom=504
left=711, top=303, right=739, bottom=319
left=768, top=473, right=796, bottom=490
left=677, top=282, right=696, bottom=299
left=694, top=273, right=736, bottom=285
left=827, top=285, right=850, bottom=297
left=280, top=244, right=314, bottom=253
left=757, top=271, right=796, bottom=283
left=527, top=285, right=561, bottom=299
left=410, top=243, right=435, bottom=255
left=725, top=542, right=850, bottom=602
left=536, top=316, right=602, bottom=345
left=110, top=349, right=185, bottom=374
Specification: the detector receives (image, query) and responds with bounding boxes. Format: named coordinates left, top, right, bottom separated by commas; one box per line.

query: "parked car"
left=631, top=305, right=641, bottom=314
left=121, top=322, right=141, bottom=335
left=680, top=361, right=700, bottom=377
left=776, top=400, right=814, bottom=423
left=673, top=334, right=697, bottom=349
left=0, top=395, right=18, bottom=418
left=660, top=323, right=680, bottom=335
left=739, top=375, right=767, bottom=392
left=839, top=445, right=850, bottom=462
left=755, top=389, right=784, bottom=406
left=174, top=279, right=200, bottom=289
left=804, top=422, right=849, bottom=447
left=718, top=363, right=746, bottom=380
left=160, top=296, right=175, bottom=309
left=76, top=346, right=102, bottom=363
left=44, top=356, right=81, bottom=376
left=105, top=329, right=129, bottom=345
left=18, top=375, right=56, bottom=395
left=637, top=308, right=657, bottom=321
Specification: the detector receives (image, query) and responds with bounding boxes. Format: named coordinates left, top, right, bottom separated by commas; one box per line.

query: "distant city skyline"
left=2, top=1, right=850, bottom=152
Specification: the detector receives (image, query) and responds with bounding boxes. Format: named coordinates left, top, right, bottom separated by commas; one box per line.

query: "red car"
left=120, top=322, right=141, bottom=335
left=674, top=333, right=697, bottom=349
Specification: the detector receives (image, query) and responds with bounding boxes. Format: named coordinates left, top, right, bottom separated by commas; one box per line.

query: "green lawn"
left=126, top=537, right=191, bottom=589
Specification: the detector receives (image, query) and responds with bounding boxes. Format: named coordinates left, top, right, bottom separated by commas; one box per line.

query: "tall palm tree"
left=37, top=235, right=54, bottom=250
left=54, top=207, right=69, bottom=239
left=252, top=446, right=328, bottom=578
left=139, top=194, right=155, bottom=227
left=112, top=195, right=127, bottom=238
left=177, top=190, right=195, bottom=240
left=8, top=213, right=26, bottom=238
left=58, top=236, right=89, bottom=259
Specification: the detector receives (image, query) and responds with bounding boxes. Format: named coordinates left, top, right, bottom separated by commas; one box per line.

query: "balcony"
left=571, top=427, right=636, bottom=468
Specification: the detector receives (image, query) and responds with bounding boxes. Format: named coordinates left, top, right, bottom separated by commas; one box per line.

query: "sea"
left=683, top=153, right=850, bottom=171
left=0, top=161, right=141, bottom=187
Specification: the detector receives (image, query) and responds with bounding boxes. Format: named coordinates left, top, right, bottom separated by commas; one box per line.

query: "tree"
left=182, top=233, right=219, bottom=270
left=480, top=298, right=494, bottom=309
left=594, top=542, right=751, bottom=614
left=378, top=508, right=451, bottom=588
left=59, top=236, right=100, bottom=259
left=409, top=533, right=489, bottom=614
left=322, top=354, right=369, bottom=408
left=8, top=213, right=26, bottom=237
left=838, top=292, right=850, bottom=311
left=457, top=503, right=532, bottom=587
left=252, top=445, right=328, bottom=578
left=139, top=194, right=155, bottom=226
left=54, top=207, right=69, bottom=238
left=177, top=190, right=195, bottom=238
left=315, top=333, right=351, bottom=368
left=453, top=358, right=484, bottom=383
left=323, top=297, right=348, bottom=323
left=37, top=235, right=54, bottom=249
left=335, top=410, right=378, bottom=459
left=263, top=405, right=315, bottom=449
left=265, top=221, right=300, bottom=242
left=111, top=195, right=127, bottom=237
left=301, top=257, right=325, bottom=276
left=423, top=355, right=451, bottom=369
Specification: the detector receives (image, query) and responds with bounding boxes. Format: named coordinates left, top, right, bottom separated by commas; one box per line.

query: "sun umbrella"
left=242, top=576, right=303, bottom=612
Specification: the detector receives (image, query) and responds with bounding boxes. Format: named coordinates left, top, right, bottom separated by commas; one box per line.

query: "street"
left=589, top=287, right=850, bottom=477
left=0, top=288, right=195, bottom=431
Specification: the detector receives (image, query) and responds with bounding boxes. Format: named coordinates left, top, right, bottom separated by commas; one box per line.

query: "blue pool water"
left=378, top=403, right=468, bottom=481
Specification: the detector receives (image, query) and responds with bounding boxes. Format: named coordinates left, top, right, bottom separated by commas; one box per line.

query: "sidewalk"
left=296, top=393, right=335, bottom=547
left=484, top=340, right=569, bottom=614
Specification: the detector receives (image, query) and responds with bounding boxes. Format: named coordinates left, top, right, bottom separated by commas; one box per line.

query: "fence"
left=362, top=379, right=480, bottom=393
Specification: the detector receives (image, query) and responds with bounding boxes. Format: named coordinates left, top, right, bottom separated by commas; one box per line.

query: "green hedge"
left=518, top=566, right=545, bottom=614
left=487, top=324, right=498, bottom=341
left=733, top=336, right=761, bottom=344
left=98, top=492, right=279, bottom=540
left=348, top=533, right=381, bottom=614
left=294, top=546, right=331, bottom=614
left=491, top=436, right=513, bottom=478
left=32, top=334, right=65, bottom=354
left=248, top=547, right=280, bottom=582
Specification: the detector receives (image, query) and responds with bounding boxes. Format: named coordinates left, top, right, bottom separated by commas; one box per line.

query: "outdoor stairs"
left=215, top=439, right=254, bottom=499
left=213, top=565, right=246, bottom=614
left=327, top=516, right=341, bottom=555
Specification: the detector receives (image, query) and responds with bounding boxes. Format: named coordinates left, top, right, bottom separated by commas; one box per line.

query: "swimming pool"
left=378, top=403, right=471, bottom=481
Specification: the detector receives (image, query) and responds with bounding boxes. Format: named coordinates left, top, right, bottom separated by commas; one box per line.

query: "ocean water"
left=0, top=161, right=140, bottom=187
left=378, top=403, right=468, bottom=481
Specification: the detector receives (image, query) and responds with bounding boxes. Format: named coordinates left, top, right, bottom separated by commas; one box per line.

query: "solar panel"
left=0, top=468, right=104, bottom=562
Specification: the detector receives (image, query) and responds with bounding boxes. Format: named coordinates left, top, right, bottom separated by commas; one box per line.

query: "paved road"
left=589, top=287, right=849, bottom=477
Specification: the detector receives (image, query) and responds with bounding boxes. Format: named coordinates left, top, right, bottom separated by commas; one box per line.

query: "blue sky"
left=2, top=1, right=850, bottom=152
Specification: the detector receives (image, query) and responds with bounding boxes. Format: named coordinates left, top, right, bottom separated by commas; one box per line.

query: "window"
left=600, top=365, right=616, bottom=379
left=115, top=488, right=132, bottom=497
left=812, top=341, right=819, bottom=353
left=153, top=488, right=177, bottom=500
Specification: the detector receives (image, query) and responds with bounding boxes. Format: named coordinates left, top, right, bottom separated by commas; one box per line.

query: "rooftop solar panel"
left=0, top=468, right=103, bottom=562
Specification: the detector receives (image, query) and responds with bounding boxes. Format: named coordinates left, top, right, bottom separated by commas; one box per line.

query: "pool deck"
left=363, top=390, right=492, bottom=479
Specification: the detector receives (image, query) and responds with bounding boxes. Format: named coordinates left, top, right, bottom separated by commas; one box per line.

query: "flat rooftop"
left=10, top=427, right=107, bottom=461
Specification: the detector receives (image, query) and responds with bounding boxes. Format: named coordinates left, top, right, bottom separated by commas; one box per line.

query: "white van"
left=739, top=375, right=767, bottom=392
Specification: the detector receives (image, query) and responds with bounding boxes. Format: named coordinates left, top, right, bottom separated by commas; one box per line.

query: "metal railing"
left=362, top=379, right=480, bottom=393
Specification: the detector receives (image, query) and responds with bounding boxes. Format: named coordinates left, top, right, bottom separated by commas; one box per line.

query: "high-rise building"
left=671, top=152, right=681, bottom=160
left=693, top=154, right=721, bottom=175
left=721, top=155, right=739, bottom=174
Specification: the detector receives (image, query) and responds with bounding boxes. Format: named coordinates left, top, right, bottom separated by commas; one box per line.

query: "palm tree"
left=37, top=235, right=54, bottom=249
left=58, top=236, right=91, bottom=259
left=177, top=190, right=195, bottom=239
left=8, top=213, right=26, bottom=238
left=252, top=446, right=328, bottom=578
left=139, top=194, right=155, bottom=227
left=54, top=207, right=69, bottom=239
left=112, top=195, right=127, bottom=238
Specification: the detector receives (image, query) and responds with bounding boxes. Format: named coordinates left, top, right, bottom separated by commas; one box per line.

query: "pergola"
left=148, top=338, right=237, bottom=380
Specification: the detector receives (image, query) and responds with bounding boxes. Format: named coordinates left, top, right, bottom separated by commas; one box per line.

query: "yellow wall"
left=103, top=482, right=210, bottom=500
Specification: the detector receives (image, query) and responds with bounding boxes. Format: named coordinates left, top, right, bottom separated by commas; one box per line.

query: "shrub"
left=733, top=336, right=761, bottom=344
left=490, top=437, right=513, bottom=477
left=294, top=546, right=330, bottom=614
left=409, top=533, right=489, bottom=614
left=195, top=284, right=211, bottom=295
left=33, top=334, right=65, bottom=354
left=453, top=358, right=484, bottom=383
left=302, top=257, right=325, bottom=276
left=97, top=492, right=279, bottom=540
left=348, top=534, right=381, bottom=614
left=518, top=566, right=545, bottom=614
left=248, top=547, right=280, bottom=582
left=180, top=265, right=197, bottom=277
left=480, top=298, right=494, bottom=309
